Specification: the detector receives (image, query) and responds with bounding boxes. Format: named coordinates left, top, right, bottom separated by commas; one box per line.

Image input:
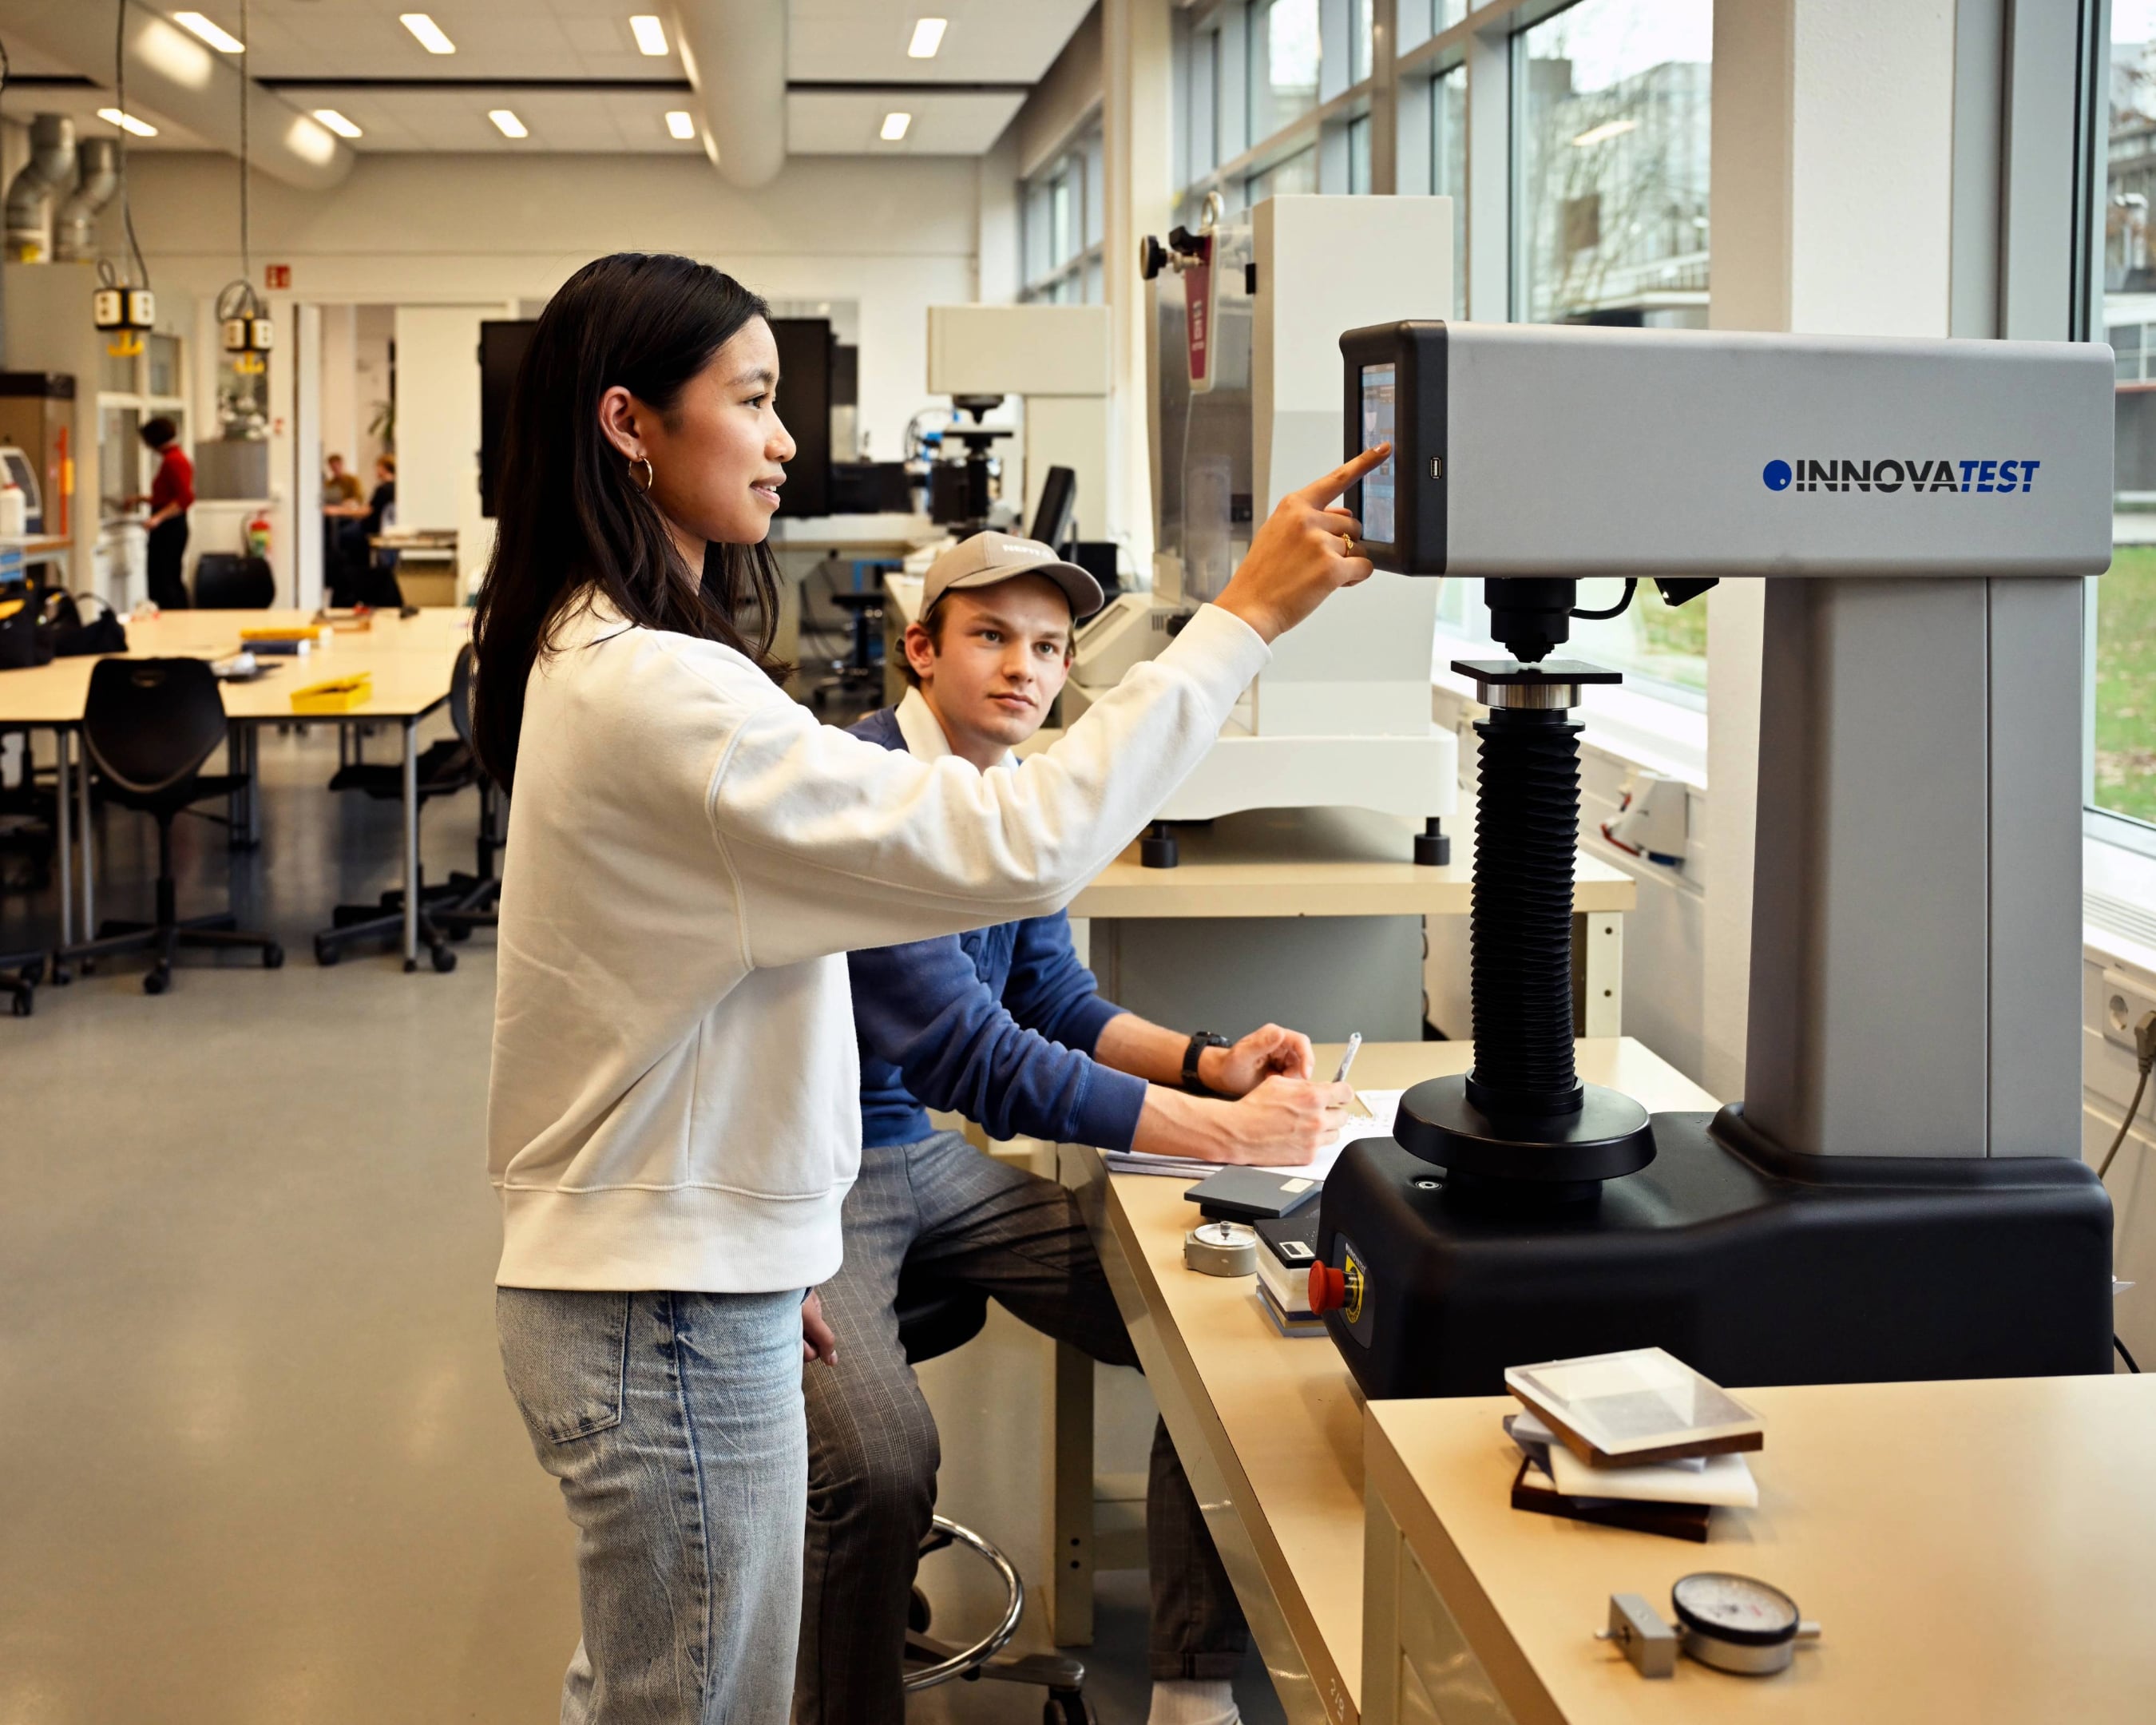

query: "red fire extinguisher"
left=245, top=506, right=271, bottom=561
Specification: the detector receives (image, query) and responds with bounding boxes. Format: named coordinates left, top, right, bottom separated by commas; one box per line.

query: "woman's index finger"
left=1295, top=442, right=1392, bottom=506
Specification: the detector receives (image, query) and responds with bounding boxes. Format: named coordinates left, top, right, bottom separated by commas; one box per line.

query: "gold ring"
left=1343, top=534, right=1356, bottom=557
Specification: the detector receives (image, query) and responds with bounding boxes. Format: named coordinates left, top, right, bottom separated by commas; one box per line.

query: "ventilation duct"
left=54, top=141, right=123, bottom=264
left=5, top=113, right=78, bottom=262
left=669, top=0, right=787, bottom=189
left=1, top=0, right=353, bottom=192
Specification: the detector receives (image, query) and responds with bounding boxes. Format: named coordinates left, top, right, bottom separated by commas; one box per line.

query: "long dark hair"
left=471, top=252, right=787, bottom=788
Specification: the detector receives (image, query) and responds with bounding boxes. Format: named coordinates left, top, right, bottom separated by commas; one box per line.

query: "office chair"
left=1, top=948, right=39, bottom=1017
left=53, top=658, right=284, bottom=994
left=313, top=644, right=497, bottom=972
left=893, top=1266, right=1096, bottom=1724
left=192, top=553, right=276, bottom=609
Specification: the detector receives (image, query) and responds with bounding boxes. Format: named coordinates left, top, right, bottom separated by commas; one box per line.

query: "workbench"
left=1363, top=1374, right=2156, bottom=1724
left=0, top=606, right=469, bottom=970
left=1052, top=1038, right=1714, bottom=1704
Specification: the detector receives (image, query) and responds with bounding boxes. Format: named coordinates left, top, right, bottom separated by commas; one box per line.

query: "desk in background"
left=0, top=607, right=468, bottom=970
left=1052, top=1039, right=1713, bottom=1701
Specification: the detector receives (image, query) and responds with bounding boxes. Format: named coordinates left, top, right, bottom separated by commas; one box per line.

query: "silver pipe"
left=670, top=0, right=787, bottom=188
left=54, top=140, right=121, bottom=263
left=5, top=113, right=78, bottom=262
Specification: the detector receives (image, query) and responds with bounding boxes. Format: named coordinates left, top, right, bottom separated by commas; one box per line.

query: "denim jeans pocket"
left=496, top=1287, right=633, bottom=1444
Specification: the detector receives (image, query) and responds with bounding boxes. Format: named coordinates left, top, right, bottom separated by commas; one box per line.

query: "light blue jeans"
left=497, top=1287, right=809, bottom=1725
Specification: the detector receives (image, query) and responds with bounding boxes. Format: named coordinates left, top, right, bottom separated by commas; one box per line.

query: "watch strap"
left=1183, top=1031, right=1231, bottom=1096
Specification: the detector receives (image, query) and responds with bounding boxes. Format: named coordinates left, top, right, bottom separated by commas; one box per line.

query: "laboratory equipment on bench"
left=1313, top=318, right=2117, bottom=1398
left=1597, top=1578, right=1821, bottom=1679
left=1077, top=196, right=1458, bottom=866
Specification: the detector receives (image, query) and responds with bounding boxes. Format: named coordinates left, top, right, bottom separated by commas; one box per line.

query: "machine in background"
left=1076, top=196, right=1457, bottom=867
left=1314, top=319, right=2116, bottom=1398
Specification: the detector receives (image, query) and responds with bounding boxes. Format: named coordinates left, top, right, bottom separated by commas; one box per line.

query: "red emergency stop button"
left=1309, top=1263, right=1347, bottom=1314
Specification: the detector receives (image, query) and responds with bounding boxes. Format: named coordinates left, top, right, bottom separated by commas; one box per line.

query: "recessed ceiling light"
left=97, top=107, right=160, bottom=138
left=172, top=11, right=244, bottom=53
left=400, top=13, right=456, bottom=54
left=1570, top=117, right=1637, bottom=149
left=489, top=109, right=529, bottom=139
left=312, top=108, right=363, bottom=139
left=665, top=109, right=696, bottom=140
left=908, top=18, right=948, bottom=58
left=880, top=111, right=912, bottom=142
left=630, top=14, right=668, bottom=55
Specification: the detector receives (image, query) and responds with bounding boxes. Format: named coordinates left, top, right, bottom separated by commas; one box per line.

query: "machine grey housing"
left=1340, top=321, right=1447, bottom=573
left=1339, top=319, right=2114, bottom=579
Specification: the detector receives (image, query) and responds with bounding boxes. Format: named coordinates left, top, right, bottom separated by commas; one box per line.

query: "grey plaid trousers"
left=794, top=1131, right=1248, bottom=1725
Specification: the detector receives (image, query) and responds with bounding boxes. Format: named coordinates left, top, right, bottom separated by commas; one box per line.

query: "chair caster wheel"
left=50, top=965, right=71, bottom=986
left=143, top=969, right=170, bottom=996
left=80, top=958, right=97, bottom=976
left=10, top=993, right=30, bottom=1017
left=403, top=958, right=418, bottom=974
left=430, top=945, right=457, bottom=974
left=315, top=938, right=340, bottom=966
left=264, top=943, right=285, bottom=970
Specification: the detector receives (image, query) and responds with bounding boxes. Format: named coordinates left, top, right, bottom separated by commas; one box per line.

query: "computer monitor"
left=479, top=320, right=538, bottom=520
left=1029, top=465, right=1078, bottom=551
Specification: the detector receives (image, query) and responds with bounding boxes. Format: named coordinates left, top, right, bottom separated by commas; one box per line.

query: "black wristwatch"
left=1183, top=1031, right=1231, bottom=1097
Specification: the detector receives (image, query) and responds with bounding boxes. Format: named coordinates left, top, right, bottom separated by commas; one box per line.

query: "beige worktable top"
left=1082, top=1038, right=1716, bottom=1725
left=1065, top=803, right=1636, bottom=920
left=0, top=606, right=468, bottom=724
left=1366, top=1373, right=2156, bottom=1725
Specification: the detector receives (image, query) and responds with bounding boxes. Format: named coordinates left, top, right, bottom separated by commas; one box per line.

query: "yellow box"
left=290, top=672, right=373, bottom=714
left=242, top=625, right=325, bottom=644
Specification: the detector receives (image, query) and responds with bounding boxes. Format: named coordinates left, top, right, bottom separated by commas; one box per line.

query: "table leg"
left=244, top=724, right=263, bottom=848
left=1048, top=1338, right=1097, bottom=1647
left=402, top=719, right=420, bottom=970
left=227, top=721, right=246, bottom=844
left=1581, top=911, right=1624, bottom=1037
left=54, top=728, right=73, bottom=950
left=77, top=731, right=95, bottom=942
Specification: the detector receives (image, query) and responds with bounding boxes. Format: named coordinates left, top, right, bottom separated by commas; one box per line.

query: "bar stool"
left=894, top=1267, right=1096, bottom=1724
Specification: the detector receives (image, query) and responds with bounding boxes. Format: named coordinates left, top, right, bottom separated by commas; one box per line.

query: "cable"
left=1571, top=577, right=1637, bottom=621
left=2117, top=1334, right=2141, bottom=1374
left=114, top=0, right=150, bottom=291
left=2, top=33, right=14, bottom=115
left=2098, top=1010, right=2156, bottom=1180
left=239, top=0, right=251, bottom=284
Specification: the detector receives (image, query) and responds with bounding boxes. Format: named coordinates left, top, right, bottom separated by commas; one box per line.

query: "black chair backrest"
left=450, top=642, right=477, bottom=751
left=82, top=658, right=229, bottom=795
left=194, top=554, right=276, bottom=609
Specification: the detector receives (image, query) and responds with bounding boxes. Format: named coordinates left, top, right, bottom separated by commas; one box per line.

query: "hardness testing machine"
left=1312, top=319, right=2118, bottom=1395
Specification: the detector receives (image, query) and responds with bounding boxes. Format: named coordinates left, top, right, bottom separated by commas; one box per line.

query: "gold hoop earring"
left=632, top=455, right=655, bottom=491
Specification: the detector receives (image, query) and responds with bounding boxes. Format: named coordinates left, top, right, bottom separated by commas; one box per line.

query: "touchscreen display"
left=1360, top=363, right=1397, bottom=543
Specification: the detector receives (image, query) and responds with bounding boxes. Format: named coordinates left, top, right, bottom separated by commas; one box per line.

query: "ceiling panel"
left=786, top=89, right=1021, bottom=156
left=271, top=83, right=704, bottom=152
left=788, top=0, right=1093, bottom=85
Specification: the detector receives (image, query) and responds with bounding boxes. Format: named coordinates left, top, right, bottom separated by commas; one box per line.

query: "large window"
left=1021, top=125, right=1104, bottom=304
left=1248, top=0, right=1322, bottom=147
left=1514, top=0, right=1712, bottom=328
left=2101, top=5, right=2156, bottom=829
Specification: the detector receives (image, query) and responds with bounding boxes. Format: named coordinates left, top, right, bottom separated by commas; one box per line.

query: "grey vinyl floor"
left=0, top=720, right=1282, bottom=1725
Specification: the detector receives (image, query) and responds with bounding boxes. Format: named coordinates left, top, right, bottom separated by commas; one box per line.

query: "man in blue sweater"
left=797, top=533, right=1351, bottom=1725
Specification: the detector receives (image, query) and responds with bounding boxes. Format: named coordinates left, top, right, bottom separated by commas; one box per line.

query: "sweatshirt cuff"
left=1075, top=1065, right=1150, bottom=1155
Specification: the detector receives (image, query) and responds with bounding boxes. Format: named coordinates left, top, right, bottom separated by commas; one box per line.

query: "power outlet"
left=2099, top=967, right=2156, bottom=1056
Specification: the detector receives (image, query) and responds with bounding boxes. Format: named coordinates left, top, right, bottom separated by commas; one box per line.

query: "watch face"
left=1671, top=1573, right=1799, bottom=1646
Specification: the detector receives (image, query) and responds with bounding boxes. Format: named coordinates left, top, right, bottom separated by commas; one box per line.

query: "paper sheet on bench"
left=1100, top=1090, right=1405, bottom=1180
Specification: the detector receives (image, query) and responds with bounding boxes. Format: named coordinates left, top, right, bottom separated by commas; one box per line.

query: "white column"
left=1103, top=0, right=1174, bottom=570
left=318, top=303, right=360, bottom=474
left=977, top=129, right=1021, bottom=305
left=294, top=302, right=323, bottom=610
left=1702, top=0, right=1961, bottom=1100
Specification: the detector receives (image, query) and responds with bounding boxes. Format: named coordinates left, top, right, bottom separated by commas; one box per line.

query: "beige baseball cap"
left=921, top=530, right=1105, bottom=623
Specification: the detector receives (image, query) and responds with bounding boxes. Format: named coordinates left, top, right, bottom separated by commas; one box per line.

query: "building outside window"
left=2099, top=2, right=2156, bottom=829
left=1431, top=62, right=1466, bottom=299
left=1021, top=125, right=1105, bottom=304
left=1249, top=0, right=1322, bottom=148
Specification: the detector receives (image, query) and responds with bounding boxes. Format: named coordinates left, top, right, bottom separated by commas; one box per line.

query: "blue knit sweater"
left=846, top=704, right=1149, bottom=1152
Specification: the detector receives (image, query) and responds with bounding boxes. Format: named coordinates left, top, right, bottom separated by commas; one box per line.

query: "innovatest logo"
left=1762, top=458, right=2041, bottom=494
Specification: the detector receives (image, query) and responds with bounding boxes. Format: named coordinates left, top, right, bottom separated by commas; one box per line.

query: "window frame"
left=1020, top=119, right=1108, bottom=306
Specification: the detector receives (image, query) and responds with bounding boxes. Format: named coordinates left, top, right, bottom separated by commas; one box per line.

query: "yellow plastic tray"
left=242, top=625, right=325, bottom=644
left=290, top=672, right=373, bottom=714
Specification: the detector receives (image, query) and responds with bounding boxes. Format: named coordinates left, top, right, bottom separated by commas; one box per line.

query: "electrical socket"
left=2099, top=967, right=2156, bottom=1057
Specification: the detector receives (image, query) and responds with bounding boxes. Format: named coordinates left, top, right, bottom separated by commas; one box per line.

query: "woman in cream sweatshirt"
left=470, top=252, right=1384, bottom=1725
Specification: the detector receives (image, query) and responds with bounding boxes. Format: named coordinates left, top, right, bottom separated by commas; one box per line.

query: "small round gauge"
left=1670, top=1573, right=1808, bottom=1675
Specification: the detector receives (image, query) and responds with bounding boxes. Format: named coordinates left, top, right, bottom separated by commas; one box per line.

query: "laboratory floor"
left=0, top=721, right=1283, bottom=1725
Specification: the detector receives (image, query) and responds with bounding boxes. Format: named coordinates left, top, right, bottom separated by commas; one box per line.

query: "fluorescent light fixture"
left=98, top=107, right=160, bottom=137
left=1570, top=117, right=1637, bottom=149
left=489, top=109, right=529, bottom=139
left=400, top=12, right=456, bottom=54
left=880, top=111, right=912, bottom=141
left=172, top=10, right=244, bottom=52
left=630, top=14, right=668, bottom=55
left=665, top=109, right=696, bottom=140
left=908, top=17, right=947, bottom=58
left=312, top=107, right=363, bottom=139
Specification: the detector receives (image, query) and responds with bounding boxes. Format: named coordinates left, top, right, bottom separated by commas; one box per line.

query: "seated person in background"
left=329, top=454, right=403, bottom=609
left=323, top=451, right=365, bottom=509
left=798, top=531, right=1351, bottom=1725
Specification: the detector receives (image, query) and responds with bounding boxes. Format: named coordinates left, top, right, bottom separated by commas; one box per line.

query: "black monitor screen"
left=1360, top=363, right=1397, bottom=545
left=1029, top=465, right=1077, bottom=549
left=479, top=319, right=539, bottom=519
left=770, top=319, right=833, bottom=518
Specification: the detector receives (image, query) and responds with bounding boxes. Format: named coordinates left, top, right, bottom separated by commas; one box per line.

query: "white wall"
left=394, top=303, right=497, bottom=587
left=105, top=152, right=985, bottom=463
left=318, top=303, right=360, bottom=474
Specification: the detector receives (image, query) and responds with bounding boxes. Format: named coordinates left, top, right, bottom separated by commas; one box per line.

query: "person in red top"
left=137, top=416, right=194, bottom=610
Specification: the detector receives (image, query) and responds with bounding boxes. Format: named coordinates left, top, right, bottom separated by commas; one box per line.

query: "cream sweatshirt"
left=489, top=594, right=1270, bottom=1291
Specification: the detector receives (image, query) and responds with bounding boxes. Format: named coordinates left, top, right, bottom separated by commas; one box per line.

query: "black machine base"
left=1394, top=1073, right=1656, bottom=1186
left=1317, top=1106, right=2114, bottom=1399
